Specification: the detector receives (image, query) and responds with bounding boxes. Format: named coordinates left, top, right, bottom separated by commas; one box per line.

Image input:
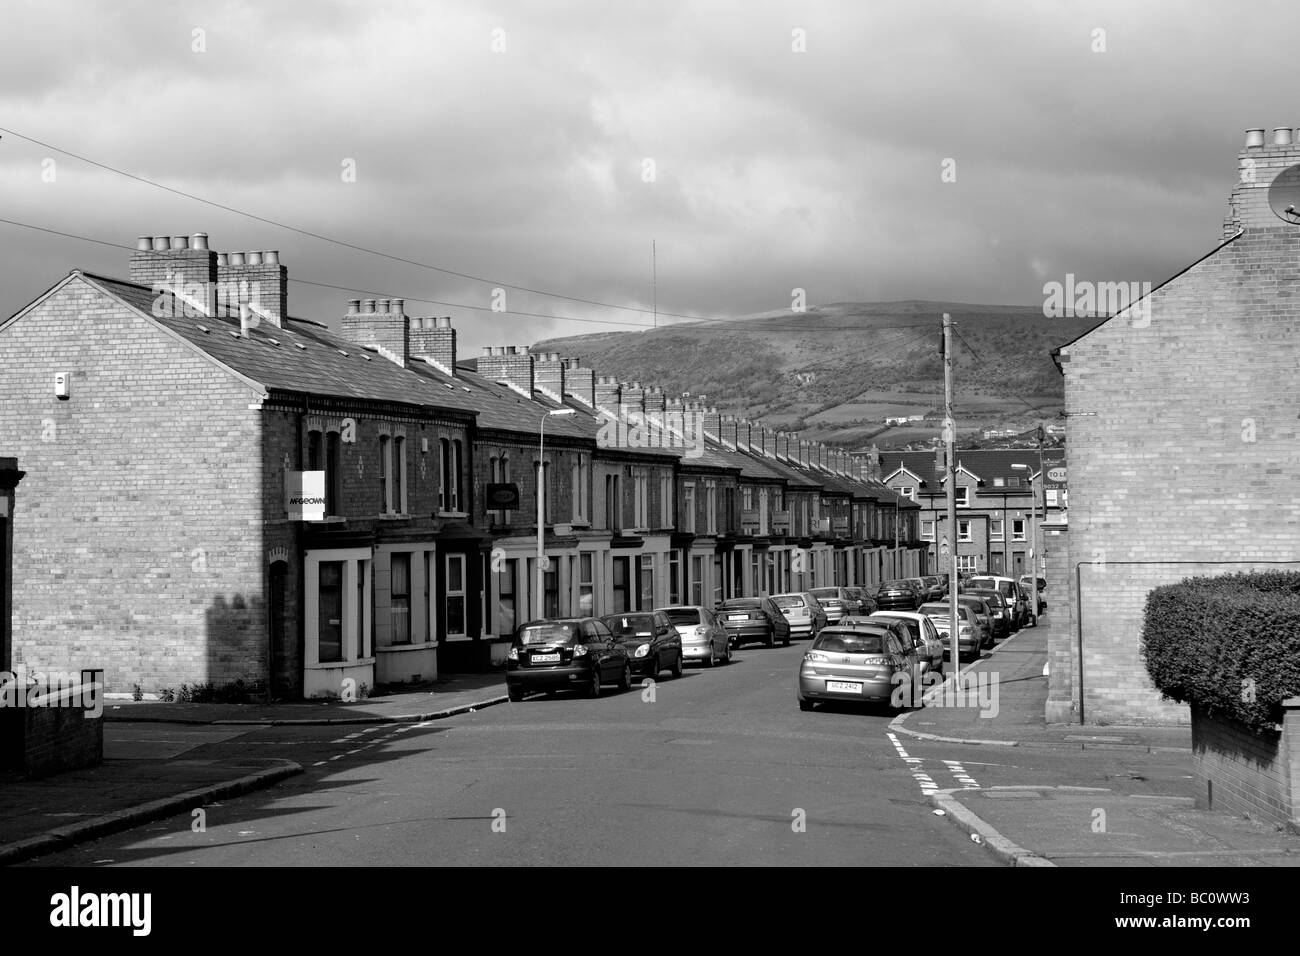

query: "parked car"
left=715, top=596, right=790, bottom=648
left=771, top=592, right=828, bottom=638
left=1019, top=575, right=1047, bottom=615
left=923, top=575, right=949, bottom=599
left=868, top=610, right=945, bottom=676
left=956, top=595, right=996, bottom=649
left=796, top=622, right=920, bottom=712
left=659, top=605, right=731, bottom=667
left=966, top=587, right=1013, bottom=641
left=506, top=618, right=633, bottom=701
left=843, top=587, right=879, bottom=616
left=966, top=576, right=1028, bottom=629
left=917, top=601, right=986, bottom=662
left=601, top=610, right=684, bottom=679
left=810, top=587, right=861, bottom=624
left=875, top=579, right=924, bottom=611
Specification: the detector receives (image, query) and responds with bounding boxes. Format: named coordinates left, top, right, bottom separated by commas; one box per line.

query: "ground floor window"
left=668, top=551, right=681, bottom=605
left=613, top=556, right=631, bottom=612
left=498, top=558, right=517, bottom=636
left=639, top=554, right=654, bottom=611
left=446, top=553, right=466, bottom=637
left=690, top=555, right=705, bottom=605
left=319, top=561, right=344, bottom=663
left=579, top=552, right=595, bottom=616
left=391, top=552, right=411, bottom=645
left=957, top=554, right=978, bottom=572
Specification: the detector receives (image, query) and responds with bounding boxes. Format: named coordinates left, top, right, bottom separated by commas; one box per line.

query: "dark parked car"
left=956, top=595, right=995, bottom=649
left=810, top=587, right=863, bottom=625
left=843, top=587, right=878, bottom=616
left=875, top=579, right=924, bottom=611
left=967, top=587, right=1013, bottom=641
left=716, top=597, right=790, bottom=648
left=601, top=610, right=684, bottom=679
left=506, top=618, right=633, bottom=701
left=797, top=621, right=920, bottom=712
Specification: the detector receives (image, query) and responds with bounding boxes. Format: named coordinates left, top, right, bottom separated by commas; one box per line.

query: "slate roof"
left=880, top=448, right=1066, bottom=491
left=79, top=272, right=590, bottom=442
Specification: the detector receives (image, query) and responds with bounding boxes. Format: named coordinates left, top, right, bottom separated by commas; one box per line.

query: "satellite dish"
left=1267, top=164, right=1300, bottom=222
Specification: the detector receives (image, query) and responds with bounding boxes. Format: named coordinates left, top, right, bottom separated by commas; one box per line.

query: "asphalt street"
left=31, top=642, right=994, bottom=866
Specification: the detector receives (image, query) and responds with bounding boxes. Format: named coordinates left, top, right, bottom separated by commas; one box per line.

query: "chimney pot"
left=152, top=237, right=170, bottom=252
left=1275, top=128, right=1295, bottom=146
left=362, top=299, right=376, bottom=314
left=392, top=298, right=404, bottom=315
left=247, top=251, right=263, bottom=266
left=409, top=316, right=422, bottom=331
left=216, top=252, right=228, bottom=267
left=229, top=251, right=246, bottom=266
left=136, top=236, right=152, bottom=251
left=191, top=233, right=209, bottom=251
left=347, top=299, right=361, bottom=315
left=1246, top=128, right=1267, bottom=148
left=170, top=236, right=189, bottom=251
left=377, top=298, right=390, bottom=313
left=439, top=316, right=452, bottom=328
left=263, top=250, right=279, bottom=264
left=421, top=316, right=435, bottom=330
left=482, top=347, right=494, bottom=356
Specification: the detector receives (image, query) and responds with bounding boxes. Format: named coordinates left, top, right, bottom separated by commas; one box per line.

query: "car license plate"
left=826, top=680, right=862, bottom=693
left=531, top=653, right=560, bottom=664
left=728, top=614, right=747, bottom=621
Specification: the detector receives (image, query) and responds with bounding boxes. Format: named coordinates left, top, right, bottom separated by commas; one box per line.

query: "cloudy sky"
left=1, top=0, right=1295, bottom=353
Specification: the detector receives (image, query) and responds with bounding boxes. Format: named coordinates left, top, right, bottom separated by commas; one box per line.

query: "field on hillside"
left=533, top=300, right=1098, bottom=449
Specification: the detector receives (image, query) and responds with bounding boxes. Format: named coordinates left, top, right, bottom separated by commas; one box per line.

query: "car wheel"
left=671, top=652, right=684, bottom=678
left=782, top=631, right=790, bottom=647
left=798, top=699, right=815, bottom=712
left=588, top=667, right=602, bottom=698
left=507, top=684, right=525, bottom=703
left=649, top=656, right=660, bottom=680
left=765, top=628, right=775, bottom=648
left=722, top=641, right=732, bottom=664
left=618, top=664, right=632, bottom=692
left=703, top=648, right=715, bottom=668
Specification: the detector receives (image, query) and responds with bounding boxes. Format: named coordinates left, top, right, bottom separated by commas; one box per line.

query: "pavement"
left=0, top=673, right=507, bottom=865
left=894, top=616, right=1300, bottom=866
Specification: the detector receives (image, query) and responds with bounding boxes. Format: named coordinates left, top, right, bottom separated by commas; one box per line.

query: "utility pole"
left=944, top=312, right=959, bottom=682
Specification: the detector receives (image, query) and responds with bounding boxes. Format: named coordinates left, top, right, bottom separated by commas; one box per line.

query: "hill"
left=533, top=301, right=1103, bottom=449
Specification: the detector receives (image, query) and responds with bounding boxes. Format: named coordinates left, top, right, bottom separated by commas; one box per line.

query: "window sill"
left=438, top=511, right=469, bottom=519
left=377, top=642, right=435, bottom=654
left=378, top=513, right=413, bottom=521
left=305, top=657, right=376, bottom=670
left=306, top=516, right=347, bottom=524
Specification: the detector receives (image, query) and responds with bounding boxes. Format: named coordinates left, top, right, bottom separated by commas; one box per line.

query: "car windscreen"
left=813, top=631, right=887, bottom=654
left=602, top=615, right=656, bottom=638
left=663, top=608, right=701, bottom=625
left=880, top=581, right=909, bottom=589
left=518, top=622, right=579, bottom=645
left=810, top=589, right=839, bottom=599
left=720, top=599, right=761, bottom=610
left=967, top=578, right=997, bottom=590
left=772, top=595, right=805, bottom=609
left=969, top=589, right=1002, bottom=605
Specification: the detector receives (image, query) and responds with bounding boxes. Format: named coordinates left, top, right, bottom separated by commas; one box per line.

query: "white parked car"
left=657, top=605, right=731, bottom=667
left=865, top=610, right=946, bottom=676
left=770, top=592, right=828, bottom=638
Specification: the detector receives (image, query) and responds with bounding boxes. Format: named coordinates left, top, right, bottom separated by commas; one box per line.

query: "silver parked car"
left=658, top=605, right=732, bottom=667
left=867, top=610, right=945, bottom=676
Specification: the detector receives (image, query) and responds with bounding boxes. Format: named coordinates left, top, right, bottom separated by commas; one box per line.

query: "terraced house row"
left=0, top=234, right=926, bottom=698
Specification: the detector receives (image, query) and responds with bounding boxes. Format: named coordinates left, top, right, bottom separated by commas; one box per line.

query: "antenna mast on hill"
left=652, top=239, right=657, bottom=329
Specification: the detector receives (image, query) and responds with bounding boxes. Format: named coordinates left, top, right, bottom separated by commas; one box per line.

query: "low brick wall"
left=1191, top=704, right=1300, bottom=828
left=1, top=704, right=103, bottom=778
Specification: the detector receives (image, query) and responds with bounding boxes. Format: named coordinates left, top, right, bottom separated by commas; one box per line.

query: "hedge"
left=1142, top=571, right=1300, bottom=734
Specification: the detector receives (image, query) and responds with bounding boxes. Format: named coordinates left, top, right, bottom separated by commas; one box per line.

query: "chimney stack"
left=620, top=381, right=646, bottom=421
left=479, top=346, right=535, bottom=396
left=533, top=352, right=566, bottom=401
left=130, top=233, right=218, bottom=318
left=218, top=247, right=288, bottom=327
left=564, top=358, right=595, bottom=408
left=762, top=427, right=778, bottom=458
left=410, top=316, right=457, bottom=375
left=595, top=376, right=622, bottom=417
left=343, top=298, right=408, bottom=366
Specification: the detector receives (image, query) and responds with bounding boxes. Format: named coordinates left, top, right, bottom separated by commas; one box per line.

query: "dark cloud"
left=3, top=0, right=1298, bottom=358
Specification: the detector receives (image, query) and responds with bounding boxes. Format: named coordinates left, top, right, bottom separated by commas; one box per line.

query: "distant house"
left=1050, top=126, right=1300, bottom=725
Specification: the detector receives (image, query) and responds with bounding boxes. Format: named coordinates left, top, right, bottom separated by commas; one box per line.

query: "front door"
left=612, top=556, right=631, bottom=612
left=1012, top=551, right=1025, bottom=576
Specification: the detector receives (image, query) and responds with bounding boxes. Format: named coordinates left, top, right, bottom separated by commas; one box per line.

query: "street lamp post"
left=537, top=409, right=575, bottom=620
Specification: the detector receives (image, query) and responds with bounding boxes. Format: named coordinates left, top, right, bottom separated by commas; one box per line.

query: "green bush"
left=1142, top=571, right=1300, bottom=734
